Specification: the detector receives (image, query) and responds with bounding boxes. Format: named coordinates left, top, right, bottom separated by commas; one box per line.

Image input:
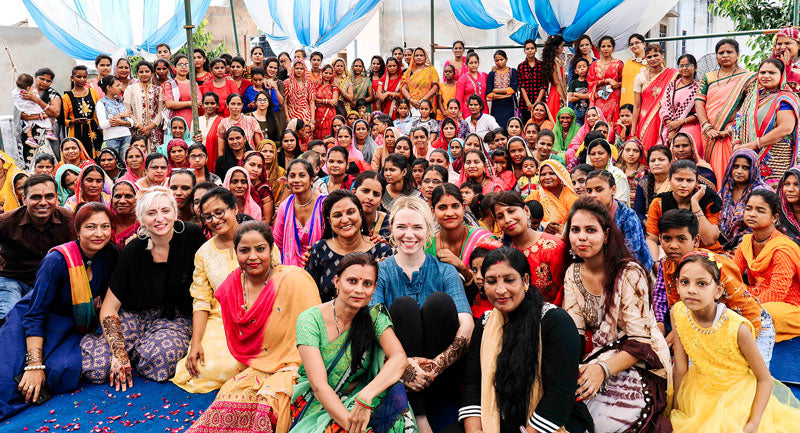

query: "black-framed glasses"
left=201, top=208, right=228, bottom=222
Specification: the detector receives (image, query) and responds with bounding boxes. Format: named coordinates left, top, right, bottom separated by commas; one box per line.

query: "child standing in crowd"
left=567, top=58, right=590, bottom=125
left=515, top=156, right=538, bottom=199
left=12, top=74, right=56, bottom=148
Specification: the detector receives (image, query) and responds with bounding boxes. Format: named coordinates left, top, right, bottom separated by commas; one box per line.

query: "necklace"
left=332, top=298, right=341, bottom=335
left=241, top=268, right=272, bottom=310
left=296, top=193, right=314, bottom=207
left=753, top=232, right=772, bottom=243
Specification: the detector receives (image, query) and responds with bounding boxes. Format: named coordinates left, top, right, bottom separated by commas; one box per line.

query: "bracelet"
left=756, top=137, right=761, bottom=149
left=24, top=364, right=46, bottom=371
left=355, top=396, right=374, bottom=410
left=25, top=349, right=43, bottom=365
left=598, top=361, right=612, bottom=381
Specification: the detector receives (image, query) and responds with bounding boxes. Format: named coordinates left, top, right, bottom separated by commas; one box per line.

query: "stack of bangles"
left=353, top=397, right=375, bottom=433
left=598, top=361, right=611, bottom=393
left=701, top=121, right=712, bottom=133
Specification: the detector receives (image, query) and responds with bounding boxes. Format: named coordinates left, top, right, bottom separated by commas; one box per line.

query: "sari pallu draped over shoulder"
left=525, top=160, right=578, bottom=225
left=696, top=70, right=756, bottom=189
left=587, top=59, right=625, bottom=124
left=735, top=86, right=800, bottom=187
left=636, top=68, right=678, bottom=151
left=51, top=241, right=95, bottom=333
left=403, top=50, right=440, bottom=113
left=719, top=149, right=772, bottom=248
left=658, top=76, right=702, bottom=150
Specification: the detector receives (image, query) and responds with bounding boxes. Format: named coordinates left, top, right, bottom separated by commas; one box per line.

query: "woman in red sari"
left=375, top=57, right=404, bottom=118
left=587, top=36, right=625, bottom=124
left=313, top=65, right=339, bottom=140
left=631, top=44, right=678, bottom=152
left=541, top=35, right=568, bottom=117
left=492, top=191, right=566, bottom=305
left=284, top=59, right=316, bottom=125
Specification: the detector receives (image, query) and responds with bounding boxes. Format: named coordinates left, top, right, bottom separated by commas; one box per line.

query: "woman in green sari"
left=290, top=252, right=415, bottom=433
left=345, top=59, right=375, bottom=112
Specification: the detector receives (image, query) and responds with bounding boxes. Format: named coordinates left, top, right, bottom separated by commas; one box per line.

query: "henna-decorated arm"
left=101, top=316, right=128, bottom=362
left=429, top=312, right=474, bottom=376
left=99, top=288, right=133, bottom=391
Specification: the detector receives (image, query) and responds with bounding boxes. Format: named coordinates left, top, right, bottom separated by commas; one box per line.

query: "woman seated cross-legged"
left=80, top=187, right=206, bottom=389
left=290, top=252, right=415, bottom=432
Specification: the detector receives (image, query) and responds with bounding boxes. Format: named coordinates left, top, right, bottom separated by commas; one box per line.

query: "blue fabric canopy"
left=22, top=0, right=212, bottom=60
left=449, top=0, right=679, bottom=46
left=244, top=0, right=383, bottom=57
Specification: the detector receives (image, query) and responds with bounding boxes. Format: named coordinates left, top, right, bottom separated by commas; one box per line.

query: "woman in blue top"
left=372, top=195, right=474, bottom=433
left=0, top=202, right=118, bottom=420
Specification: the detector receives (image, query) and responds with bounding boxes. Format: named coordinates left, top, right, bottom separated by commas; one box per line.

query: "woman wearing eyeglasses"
left=172, top=187, right=246, bottom=393
left=162, top=54, right=201, bottom=128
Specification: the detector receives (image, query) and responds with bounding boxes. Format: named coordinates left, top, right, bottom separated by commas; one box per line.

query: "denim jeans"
left=756, top=308, right=776, bottom=368
left=104, top=135, right=131, bottom=160
left=0, top=276, right=32, bottom=319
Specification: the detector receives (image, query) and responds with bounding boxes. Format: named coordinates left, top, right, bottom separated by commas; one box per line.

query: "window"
left=682, top=30, right=687, bottom=55
left=660, top=24, right=667, bottom=50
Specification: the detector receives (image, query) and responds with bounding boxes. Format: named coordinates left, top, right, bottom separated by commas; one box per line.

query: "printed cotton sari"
left=587, top=58, right=625, bottom=124
left=696, top=69, right=756, bottom=188
left=719, top=149, right=771, bottom=248
left=735, top=86, right=800, bottom=187
left=658, top=76, right=702, bottom=151
left=778, top=166, right=800, bottom=244
left=636, top=68, right=678, bottom=151
left=290, top=304, right=415, bottom=433
left=403, top=50, right=440, bottom=114
left=188, top=266, right=322, bottom=433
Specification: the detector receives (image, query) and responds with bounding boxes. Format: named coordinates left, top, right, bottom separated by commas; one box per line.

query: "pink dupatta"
left=276, top=194, right=326, bottom=266
left=223, top=166, right=263, bottom=221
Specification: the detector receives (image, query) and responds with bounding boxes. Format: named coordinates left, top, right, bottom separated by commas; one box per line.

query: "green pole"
left=184, top=0, right=200, bottom=140
left=794, top=0, right=799, bottom=27
left=229, top=0, right=241, bottom=55
left=430, top=0, right=435, bottom=63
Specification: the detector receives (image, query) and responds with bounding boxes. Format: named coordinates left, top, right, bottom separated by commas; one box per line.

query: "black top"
left=0, top=206, right=75, bottom=285
left=460, top=306, right=594, bottom=433
left=304, top=240, right=393, bottom=302
left=109, top=221, right=205, bottom=317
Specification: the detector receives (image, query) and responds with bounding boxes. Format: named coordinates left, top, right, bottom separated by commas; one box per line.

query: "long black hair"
left=383, top=153, right=416, bottom=194
left=645, top=145, right=672, bottom=205
left=337, top=252, right=379, bottom=374
left=322, top=189, right=368, bottom=239
left=540, top=35, right=564, bottom=87
left=480, top=247, right=545, bottom=430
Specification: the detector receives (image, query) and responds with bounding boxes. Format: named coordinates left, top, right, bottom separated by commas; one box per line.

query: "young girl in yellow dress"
left=670, top=251, right=800, bottom=432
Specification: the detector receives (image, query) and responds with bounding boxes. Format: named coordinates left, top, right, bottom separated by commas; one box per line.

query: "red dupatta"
left=214, top=267, right=279, bottom=366
left=204, top=115, right=223, bottom=173
left=378, top=72, right=403, bottom=117
left=636, top=68, right=678, bottom=151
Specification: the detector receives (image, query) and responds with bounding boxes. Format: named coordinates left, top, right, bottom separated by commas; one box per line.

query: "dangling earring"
left=173, top=220, right=185, bottom=234
left=569, top=248, right=578, bottom=259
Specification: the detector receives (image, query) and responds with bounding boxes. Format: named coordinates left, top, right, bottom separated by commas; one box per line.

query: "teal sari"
left=290, top=304, right=415, bottom=433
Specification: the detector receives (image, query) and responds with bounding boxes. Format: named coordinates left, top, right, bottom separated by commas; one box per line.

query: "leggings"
left=389, top=292, right=460, bottom=417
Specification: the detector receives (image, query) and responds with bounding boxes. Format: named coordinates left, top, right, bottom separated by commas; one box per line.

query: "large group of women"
left=2, top=27, right=800, bottom=433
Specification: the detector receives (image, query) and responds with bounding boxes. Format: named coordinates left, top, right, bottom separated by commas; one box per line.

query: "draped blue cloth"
left=22, top=0, right=212, bottom=60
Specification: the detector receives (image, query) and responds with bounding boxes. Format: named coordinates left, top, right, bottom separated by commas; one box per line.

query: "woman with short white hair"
left=80, top=186, right=206, bottom=390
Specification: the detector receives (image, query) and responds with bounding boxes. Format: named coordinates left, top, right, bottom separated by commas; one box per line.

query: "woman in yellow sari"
left=525, top=160, right=578, bottom=234
left=401, top=48, right=440, bottom=115
left=187, top=221, right=322, bottom=433
left=332, top=58, right=350, bottom=112
left=696, top=38, right=756, bottom=189
left=0, top=150, right=23, bottom=213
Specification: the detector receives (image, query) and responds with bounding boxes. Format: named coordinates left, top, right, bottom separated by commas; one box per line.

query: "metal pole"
left=229, top=0, right=241, bottom=55
left=184, top=0, right=200, bottom=139
left=430, top=0, right=435, bottom=63
left=645, top=28, right=783, bottom=43
left=794, top=0, right=799, bottom=27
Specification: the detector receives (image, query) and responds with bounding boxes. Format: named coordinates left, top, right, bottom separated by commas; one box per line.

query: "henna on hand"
left=431, top=336, right=468, bottom=375
left=101, top=316, right=128, bottom=362
left=400, top=364, right=417, bottom=384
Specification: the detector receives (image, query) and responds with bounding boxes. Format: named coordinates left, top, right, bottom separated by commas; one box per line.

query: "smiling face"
left=483, top=260, right=529, bottom=316
left=169, top=173, right=194, bottom=206
left=81, top=170, right=104, bottom=199
left=568, top=209, right=607, bottom=260
left=126, top=148, right=144, bottom=172
left=645, top=49, right=663, bottom=68
left=421, top=170, right=444, bottom=199
left=227, top=131, right=246, bottom=153
left=287, top=163, right=312, bottom=194
left=142, top=195, right=176, bottom=237
left=391, top=208, right=429, bottom=255
left=136, top=65, right=152, bottom=83
left=201, top=196, right=236, bottom=236
left=78, top=211, right=113, bottom=255
left=532, top=104, right=546, bottom=120
left=171, top=120, right=186, bottom=140
left=111, top=183, right=136, bottom=216
left=327, top=150, right=347, bottom=177
left=494, top=203, right=530, bottom=238
left=585, top=108, right=600, bottom=127
left=243, top=155, right=263, bottom=182
left=62, top=141, right=81, bottom=163
left=433, top=193, right=464, bottom=230
left=329, top=197, right=362, bottom=238
left=535, top=135, right=554, bottom=157
left=758, top=61, right=782, bottom=90
left=464, top=152, right=486, bottom=180
left=678, top=56, right=696, bottom=79
left=236, top=231, right=273, bottom=278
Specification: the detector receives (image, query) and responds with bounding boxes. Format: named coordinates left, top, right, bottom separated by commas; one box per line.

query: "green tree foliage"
left=128, top=19, right=226, bottom=74
left=709, top=0, right=796, bottom=68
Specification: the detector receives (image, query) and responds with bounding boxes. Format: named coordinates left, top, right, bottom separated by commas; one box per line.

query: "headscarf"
left=223, top=166, right=263, bottom=221
left=166, top=138, right=190, bottom=169
left=457, top=145, right=498, bottom=186
left=345, top=121, right=369, bottom=162
left=96, top=147, right=123, bottom=180
left=449, top=137, right=466, bottom=173
left=435, top=117, right=459, bottom=150
left=552, top=107, right=580, bottom=153
left=372, top=126, right=401, bottom=169
left=162, top=116, right=192, bottom=149
left=531, top=160, right=578, bottom=224
left=110, top=180, right=140, bottom=246
left=568, top=106, right=605, bottom=149
left=719, top=148, right=771, bottom=242
left=57, top=137, right=92, bottom=168
left=779, top=165, right=800, bottom=244
left=526, top=101, right=555, bottom=130
left=118, top=146, right=145, bottom=186
left=241, top=150, right=269, bottom=185
left=55, top=164, right=81, bottom=206
left=256, top=139, right=286, bottom=201
left=0, top=150, right=23, bottom=212
left=67, top=164, right=112, bottom=210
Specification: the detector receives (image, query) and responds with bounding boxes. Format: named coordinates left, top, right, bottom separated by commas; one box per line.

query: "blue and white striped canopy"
left=450, top=0, right=680, bottom=46
left=22, top=0, right=212, bottom=60
left=244, top=0, right=383, bottom=57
